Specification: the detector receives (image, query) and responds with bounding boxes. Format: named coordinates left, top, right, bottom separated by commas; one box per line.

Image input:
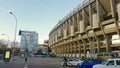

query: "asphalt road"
left=0, top=64, right=77, bottom=68
left=0, top=57, right=77, bottom=68
left=0, top=64, right=24, bottom=68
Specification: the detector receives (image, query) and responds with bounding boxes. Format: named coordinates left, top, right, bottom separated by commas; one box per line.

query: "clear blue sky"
left=0, top=0, right=84, bottom=43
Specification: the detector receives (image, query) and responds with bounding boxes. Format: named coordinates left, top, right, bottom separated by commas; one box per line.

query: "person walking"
left=63, top=57, right=68, bottom=66
left=25, top=57, right=27, bottom=63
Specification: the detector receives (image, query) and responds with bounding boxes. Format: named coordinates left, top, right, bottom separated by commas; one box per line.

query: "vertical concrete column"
left=64, top=44, right=66, bottom=57
left=62, top=44, right=65, bottom=56
left=57, top=46, right=59, bottom=57
left=72, top=16, right=76, bottom=33
left=56, top=46, right=57, bottom=57
left=117, top=3, right=120, bottom=22
left=96, top=37, right=101, bottom=53
left=63, top=44, right=65, bottom=57
left=96, top=0, right=104, bottom=22
left=68, top=43, right=71, bottom=58
left=110, top=0, right=120, bottom=36
left=59, top=46, right=61, bottom=57
left=89, top=40, right=93, bottom=57
left=77, top=13, right=80, bottom=31
left=110, top=0, right=116, bottom=18
left=105, top=35, right=112, bottom=53
left=69, top=19, right=71, bottom=35
left=62, top=44, right=64, bottom=57
left=68, top=44, right=70, bottom=58
left=65, top=44, right=67, bottom=57
left=71, top=42, right=74, bottom=58
left=60, top=45, right=62, bottom=57
left=78, top=41, right=81, bottom=57
left=70, top=43, right=73, bottom=58
left=74, top=42, right=77, bottom=58
left=83, top=40, right=86, bottom=58
left=66, top=44, right=68, bottom=57
left=66, top=22, right=69, bottom=36
left=89, top=4, right=93, bottom=26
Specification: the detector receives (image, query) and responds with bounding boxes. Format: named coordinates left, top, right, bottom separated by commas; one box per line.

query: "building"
left=49, top=0, right=120, bottom=58
left=20, top=31, right=38, bottom=53
left=38, top=40, right=49, bottom=53
left=38, top=43, right=48, bottom=54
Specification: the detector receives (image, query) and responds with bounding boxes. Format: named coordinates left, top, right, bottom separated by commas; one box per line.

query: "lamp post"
left=2, top=34, right=9, bottom=48
left=10, top=11, right=17, bottom=62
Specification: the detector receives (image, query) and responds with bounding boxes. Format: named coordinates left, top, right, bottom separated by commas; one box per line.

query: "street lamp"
left=2, top=34, right=9, bottom=48
left=9, top=11, right=17, bottom=62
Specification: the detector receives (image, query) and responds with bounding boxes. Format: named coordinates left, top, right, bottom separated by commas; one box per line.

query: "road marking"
left=24, top=64, right=28, bottom=68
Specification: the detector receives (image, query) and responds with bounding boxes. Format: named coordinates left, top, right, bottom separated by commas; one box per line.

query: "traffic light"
left=20, top=52, right=25, bottom=58
left=19, top=30, right=22, bottom=35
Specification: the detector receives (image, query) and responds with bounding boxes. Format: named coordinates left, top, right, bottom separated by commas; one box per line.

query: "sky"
left=0, top=0, right=84, bottom=44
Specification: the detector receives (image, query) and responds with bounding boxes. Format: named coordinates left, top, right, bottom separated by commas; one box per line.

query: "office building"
left=20, top=31, right=38, bottom=53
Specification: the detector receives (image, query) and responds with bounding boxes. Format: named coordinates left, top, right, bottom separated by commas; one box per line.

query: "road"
left=0, top=57, right=77, bottom=68
left=0, top=64, right=24, bottom=68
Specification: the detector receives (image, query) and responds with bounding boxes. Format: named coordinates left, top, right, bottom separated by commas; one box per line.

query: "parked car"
left=0, top=54, right=3, bottom=60
left=49, top=52, right=56, bottom=58
left=93, top=58, right=120, bottom=68
left=67, top=58, right=84, bottom=67
left=78, top=59, right=101, bottom=68
left=60, top=58, right=84, bottom=67
left=96, top=52, right=119, bottom=60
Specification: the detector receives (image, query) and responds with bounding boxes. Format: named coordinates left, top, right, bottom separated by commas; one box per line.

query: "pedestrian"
left=82, top=56, right=85, bottom=60
left=63, top=56, right=67, bottom=66
left=25, top=57, right=27, bottom=63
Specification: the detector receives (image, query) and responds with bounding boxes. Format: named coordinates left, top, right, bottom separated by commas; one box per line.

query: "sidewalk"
left=0, top=56, right=19, bottom=64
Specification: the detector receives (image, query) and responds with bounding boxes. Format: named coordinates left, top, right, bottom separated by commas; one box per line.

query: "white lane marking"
left=24, top=64, right=28, bottom=68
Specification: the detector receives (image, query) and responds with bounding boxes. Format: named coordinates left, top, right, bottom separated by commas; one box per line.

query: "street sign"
left=3, top=50, right=11, bottom=62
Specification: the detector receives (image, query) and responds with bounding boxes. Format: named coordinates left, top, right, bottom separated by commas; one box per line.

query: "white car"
left=93, top=58, right=120, bottom=68
left=66, top=58, right=84, bottom=66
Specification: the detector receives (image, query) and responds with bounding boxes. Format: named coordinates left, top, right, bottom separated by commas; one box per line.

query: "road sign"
left=3, top=50, right=11, bottom=62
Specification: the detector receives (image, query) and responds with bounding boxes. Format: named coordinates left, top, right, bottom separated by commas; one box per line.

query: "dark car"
left=78, top=59, right=102, bottom=68
left=0, top=54, right=3, bottom=60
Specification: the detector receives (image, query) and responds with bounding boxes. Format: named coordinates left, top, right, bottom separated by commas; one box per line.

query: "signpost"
left=19, top=30, right=28, bottom=63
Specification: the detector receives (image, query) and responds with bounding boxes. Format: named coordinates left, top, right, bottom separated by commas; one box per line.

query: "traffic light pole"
left=19, top=30, right=28, bottom=63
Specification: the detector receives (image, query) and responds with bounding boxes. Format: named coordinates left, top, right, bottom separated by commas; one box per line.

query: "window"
left=116, top=60, right=120, bottom=65
left=106, top=60, right=114, bottom=65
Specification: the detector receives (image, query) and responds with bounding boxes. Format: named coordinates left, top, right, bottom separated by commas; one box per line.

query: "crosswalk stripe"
left=24, top=64, right=28, bottom=68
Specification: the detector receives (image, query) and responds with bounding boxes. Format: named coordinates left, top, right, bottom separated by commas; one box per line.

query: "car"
left=96, top=52, right=114, bottom=60
left=93, top=58, right=120, bottom=68
left=0, top=54, right=3, bottom=60
left=78, top=59, right=101, bottom=68
left=67, top=58, right=84, bottom=67
left=35, top=54, right=43, bottom=57
left=49, top=52, right=56, bottom=58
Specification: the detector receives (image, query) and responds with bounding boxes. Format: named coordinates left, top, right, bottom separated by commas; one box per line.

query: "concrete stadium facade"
left=49, top=0, right=120, bottom=58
